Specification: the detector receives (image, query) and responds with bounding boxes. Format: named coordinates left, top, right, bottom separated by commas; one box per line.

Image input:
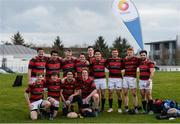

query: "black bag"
left=81, top=110, right=97, bottom=117
left=12, top=75, right=23, bottom=87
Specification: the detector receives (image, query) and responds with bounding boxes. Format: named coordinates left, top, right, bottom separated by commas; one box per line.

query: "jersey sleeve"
left=25, top=85, right=32, bottom=93
left=137, top=57, right=141, bottom=67
left=104, top=59, right=108, bottom=68
left=149, top=61, right=155, bottom=68
left=91, top=81, right=96, bottom=90
left=60, top=81, right=65, bottom=90
left=28, top=58, right=35, bottom=69
left=121, top=58, right=125, bottom=70
left=75, top=80, right=81, bottom=90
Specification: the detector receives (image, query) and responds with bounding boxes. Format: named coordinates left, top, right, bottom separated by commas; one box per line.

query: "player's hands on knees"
left=68, top=95, right=73, bottom=101
left=49, top=98, right=55, bottom=104
left=83, top=98, right=89, bottom=104
left=65, top=100, right=71, bottom=106
left=28, top=103, right=33, bottom=110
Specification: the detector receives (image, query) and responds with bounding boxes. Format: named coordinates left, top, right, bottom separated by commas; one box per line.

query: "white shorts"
left=94, top=78, right=107, bottom=90
left=29, top=77, right=37, bottom=84
left=47, top=97, right=60, bottom=108
left=30, top=99, right=43, bottom=111
left=139, top=79, right=152, bottom=90
left=123, top=77, right=137, bottom=89
left=108, top=78, right=123, bottom=90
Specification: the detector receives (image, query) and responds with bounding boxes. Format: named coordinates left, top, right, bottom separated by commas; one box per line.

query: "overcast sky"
left=0, top=0, right=180, bottom=51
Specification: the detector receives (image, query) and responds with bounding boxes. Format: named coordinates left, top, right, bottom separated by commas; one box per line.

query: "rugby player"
left=139, top=50, right=155, bottom=114
left=45, top=50, right=61, bottom=81
left=28, top=48, right=48, bottom=84
left=46, top=72, right=61, bottom=120
left=61, top=49, right=76, bottom=77
left=106, top=49, right=123, bottom=113
left=90, top=49, right=107, bottom=112
left=122, top=48, right=140, bottom=113
left=75, top=53, right=89, bottom=79
left=60, top=71, right=82, bottom=116
left=79, top=68, right=99, bottom=112
left=24, top=73, right=51, bottom=120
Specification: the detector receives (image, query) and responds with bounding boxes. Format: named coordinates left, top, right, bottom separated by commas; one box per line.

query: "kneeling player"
left=139, top=50, right=155, bottom=114
left=46, top=72, right=61, bottom=120
left=60, top=71, right=82, bottom=116
left=79, top=68, right=99, bottom=113
left=24, top=73, right=51, bottom=120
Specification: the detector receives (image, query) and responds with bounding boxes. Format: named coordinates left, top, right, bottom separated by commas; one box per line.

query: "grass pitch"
left=0, top=72, right=180, bottom=123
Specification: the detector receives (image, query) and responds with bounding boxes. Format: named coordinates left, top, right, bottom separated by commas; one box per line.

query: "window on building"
left=173, top=42, right=176, bottom=49
left=154, top=44, right=160, bottom=50
left=154, top=55, right=160, bottom=59
left=164, top=43, right=169, bottom=49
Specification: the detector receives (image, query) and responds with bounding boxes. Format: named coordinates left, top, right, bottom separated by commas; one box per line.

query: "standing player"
left=139, top=50, right=155, bottom=114
left=79, top=68, right=99, bottom=112
left=46, top=50, right=61, bottom=81
left=87, top=46, right=95, bottom=63
left=122, top=48, right=140, bottom=113
left=106, top=49, right=123, bottom=113
left=61, top=49, right=76, bottom=77
left=28, top=48, right=48, bottom=84
left=46, top=72, right=61, bottom=120
left=87, top=46, right=95, bottom=77
left=90, top=49, right=107, bottom=112
left=24, top=73, right=51, bottom=120
left=60, top=71, right=82, bottom=116
left=75, top=53, right=89, bottom=79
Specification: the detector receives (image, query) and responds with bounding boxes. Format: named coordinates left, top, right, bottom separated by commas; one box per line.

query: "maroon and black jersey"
left=61, top=58, right=76, bottom=77
left=46, top=78, right=61, bottom=101
left=28, top=56, right=49, bottom=77
left=86, top=55, right=95, bottom=64
left=60, top=79, right=79, bottom=100
left=46, top=58, right=61, bottom=79
left=86, top=56, right=95, bottom=77
left=139, top=59, right=154, bottom=80
left=106, top=58, right=123, bottom=78
left=122, top=56, right=140, bottom=78
left=79, top=77, right=96, bottom=99
left=25, top=80, right=45, bottom=103
left=75, top=60, right=89, bottom=78
left=90, top=58, right=107, bottom=79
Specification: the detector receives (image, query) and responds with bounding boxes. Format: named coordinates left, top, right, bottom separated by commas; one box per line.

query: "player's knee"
left=108, top=91, right=113, bottom=98
left=48, top=98, right=55, bottom=104
left=146, top=93, right=152, bottom=100
left=31, top=115, right=37, bottom=120
left=93, top=93, right=99, bottom=100
left=31, top=117, right=37, bottom=120
left=123, top=91, right=128, bottom=96
left=44, top=101, right=51, bottom=108
left=140, top=92, right=145, bottom=97
left=132, top=92, right=137, bottom=97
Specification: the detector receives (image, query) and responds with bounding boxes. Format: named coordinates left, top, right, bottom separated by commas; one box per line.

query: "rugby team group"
left=24, top=46, right=155, bottom=120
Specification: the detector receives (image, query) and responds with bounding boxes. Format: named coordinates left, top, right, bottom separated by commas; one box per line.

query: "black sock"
left=148, top=100, right=153, bottom=111
left=142, top=100, right=147, bottom=111
left=125, top=106, right=128, bottom=110
left=134, top=106, right=138, bottom=110
left=118, top=99, right=122, bottom=108
left=50, top=106, right=54, bottom=115
left=70, top=105, right=74, bottom=112
left=109, top=99, right=113, bottom=108
left=101, top=98, right=106, bottom=110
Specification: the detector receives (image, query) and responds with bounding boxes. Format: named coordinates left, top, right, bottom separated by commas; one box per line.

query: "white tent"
left=0, top=45, right=37, bottom=73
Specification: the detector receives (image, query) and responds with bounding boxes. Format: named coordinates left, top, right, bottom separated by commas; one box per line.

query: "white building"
left=0, top=45, right=37, bottom=73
